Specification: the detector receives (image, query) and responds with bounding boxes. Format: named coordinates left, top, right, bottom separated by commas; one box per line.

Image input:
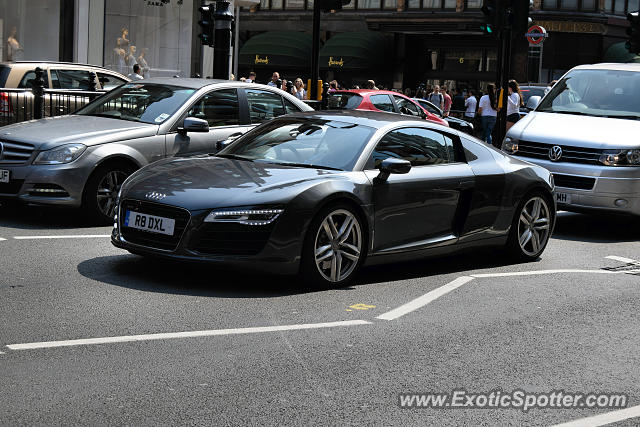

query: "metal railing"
left=0, top=67, right=105, bottom=126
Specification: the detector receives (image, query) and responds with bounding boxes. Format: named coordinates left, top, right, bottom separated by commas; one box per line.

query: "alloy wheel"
left=314, top=209, right=362, bottom=283
left=517, top=196, right=551, bottom=257
left=96, top=170, right=128, bottom=219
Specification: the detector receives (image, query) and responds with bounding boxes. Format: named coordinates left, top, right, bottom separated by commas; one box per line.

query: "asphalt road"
left=1, top=204, right=639, bottom=426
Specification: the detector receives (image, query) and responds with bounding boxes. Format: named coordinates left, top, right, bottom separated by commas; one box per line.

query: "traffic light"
left=626, top=11, right=640, bottom=55
left=198, top=5, right=214, bottom=47
left=481, top=0, right=499, bottom=36
left=510, top=0, right=533, bottom=34
left=318, top=0, right=351, bottom=12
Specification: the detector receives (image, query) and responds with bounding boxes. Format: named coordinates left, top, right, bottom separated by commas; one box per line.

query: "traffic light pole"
left=495, top=27, right=511, bottom=147
left=310, top=0, right=321, bottom=101
left=213, top=0, right=234, bottom=79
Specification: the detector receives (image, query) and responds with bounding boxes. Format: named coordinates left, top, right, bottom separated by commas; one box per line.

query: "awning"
left=603, top=42, right=640, bottom=63
left=319, top=31, right=392, bottom=71
left=239, top=31, right=313, bottom=69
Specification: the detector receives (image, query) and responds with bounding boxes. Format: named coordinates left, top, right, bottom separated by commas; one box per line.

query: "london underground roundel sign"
left=526, top=25, right=548, bottom=45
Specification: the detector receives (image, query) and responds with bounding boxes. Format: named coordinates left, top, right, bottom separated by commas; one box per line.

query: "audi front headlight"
left=502, top=137, right=518, bottom=154
left=34, top=143, right=86, bottom=165
left=599, top=149, right=640, bottom=166
left=204, top=208, right=284, bottom=226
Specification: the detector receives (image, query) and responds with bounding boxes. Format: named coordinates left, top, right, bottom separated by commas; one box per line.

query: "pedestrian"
left=329, top=80, right=338, bottom=92
left=365, top=80, right=378, bottom=90
left=478, top=84, right=498, bottom=145
left=293, top=78, right=306, bottom=99
left=506, top=79, right=524, bottom=132
left=267, top=71, right=280, bottom=87
left=246, top=71, right=256, bottom=83
left=441, top=85, right=452, bottom=117
left=427, top=85, right=444, bottom=110
left=464, top=90, right=477, bottom=122
left=129, top=64, right=144, bottom=80
left=452, top=88, right=465, bottom=118
left=404, top=87, right=413, bottom=98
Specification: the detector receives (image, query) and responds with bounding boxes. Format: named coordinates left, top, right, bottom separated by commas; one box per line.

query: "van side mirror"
left=526, top=96, right=541, bottom=111
left=375, top=158, right=411, bottom=182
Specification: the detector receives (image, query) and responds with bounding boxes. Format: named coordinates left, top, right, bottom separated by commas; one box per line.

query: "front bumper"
left=0, top=161, right=91, bottom=207
left=110, top=201, right=303, bottom=275
left=512, top=156, right=640, bottom=216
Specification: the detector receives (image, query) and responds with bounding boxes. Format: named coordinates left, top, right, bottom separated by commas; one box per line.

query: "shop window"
left=358, top=0, right=382, bottom=8
left=560, top=0, right=578, bottom=8
left=629, top=0, right=640, bottom=12
left=272, top=0, right=284, bottom=8
left=604, top=0, right=612, bottom=11
left=260, top=0, right=269, bottom=8
left=1, top=0, right=60, bottom=61
left=407, top=0, right=421, bottom=8
left=103, top=1, right=193, bottom=78
left=466, top=0, right=482, bottom=8
left=423, top=0, right=440, bottom=8
left=285, top=0, right=305, bottom=8
left=614, top=0, right=625, bottom=13
left=444, top=0, right=456, bottom=8
left=582, top=0, right=596, bottom=9
left=384, top=0, right=398, bottom=8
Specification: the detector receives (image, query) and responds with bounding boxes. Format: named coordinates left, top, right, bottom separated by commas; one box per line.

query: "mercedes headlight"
left=502, top=137, right=518, bottom=154
left=599, top=149, right=640, bottom=166
left=34, top=144, right=86, bottom=165
left=204, top=208, right=284, bottom=226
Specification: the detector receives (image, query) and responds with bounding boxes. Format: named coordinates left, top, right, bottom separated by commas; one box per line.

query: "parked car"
left=413, top=98, right=474, bottom=134
left=0, top=61, right=130, bottom=125
left=327, top=89, right=449, bottom=127
left=0, top=78, right=313, bottom=222
left=112, top=110, right=555, bottom=288
left=502, top=63, right=640, bottom=216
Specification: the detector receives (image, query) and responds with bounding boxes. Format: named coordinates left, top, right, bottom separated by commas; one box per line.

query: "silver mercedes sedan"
left=0, top=78, right=312, bottom=222
left=502, top=63, right=640, bottom=217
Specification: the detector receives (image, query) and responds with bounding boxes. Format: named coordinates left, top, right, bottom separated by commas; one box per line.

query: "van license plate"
left=0, top=170, right=9, bottom=183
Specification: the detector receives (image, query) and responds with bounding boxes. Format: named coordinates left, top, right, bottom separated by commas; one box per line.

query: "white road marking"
left=551, top=404, right=640, bottom=427
left=0, top=238, right=6, bottom=241
left=376, top=276, right=474, bottom=321
left=6, top=320, right=372, bottom=351
left=13, top=235, right=111, bottom=240
left=471, top=269, right=620, bottom=278
left=606, top=255, right=640, bottom=266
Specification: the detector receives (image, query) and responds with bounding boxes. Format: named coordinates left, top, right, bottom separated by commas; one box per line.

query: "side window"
left=369, top=127, right=451, bottom=168
left=97, top=73, right=127, bottom=90
left=246, top=89, right=286, bottom=124
left=284, top=98, right=301, bottom=114
left=370, top=94, right=395, bottom=112
left=187, top=88, right=240, bottom=127
left=52, top=69, right=93, bottom=90
left=393, top=95, right=421, bottom=117
left=18, top=71, right=49, bottom=89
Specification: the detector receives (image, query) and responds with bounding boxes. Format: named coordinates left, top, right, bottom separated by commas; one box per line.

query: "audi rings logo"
left=145, top=191, right=166, bottom=201
left=548, top=145, right=563, bottom=162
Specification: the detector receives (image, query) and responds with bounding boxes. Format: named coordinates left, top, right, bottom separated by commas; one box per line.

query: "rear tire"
left=505, top=191, right=554, bottom=261
left=300, top=203, right=366, bottom=289
left=83, top=161, right=136, bottom=225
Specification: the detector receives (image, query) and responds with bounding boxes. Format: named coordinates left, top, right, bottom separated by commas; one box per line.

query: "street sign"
left=526, top=25, right=548, bottom=46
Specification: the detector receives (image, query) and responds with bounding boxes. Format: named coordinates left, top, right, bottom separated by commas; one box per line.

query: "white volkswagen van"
left=502, top=63, right=640, bottom=216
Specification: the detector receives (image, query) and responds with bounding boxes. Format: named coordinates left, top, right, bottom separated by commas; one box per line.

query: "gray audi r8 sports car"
left=112, top=110, right=556, bottom=288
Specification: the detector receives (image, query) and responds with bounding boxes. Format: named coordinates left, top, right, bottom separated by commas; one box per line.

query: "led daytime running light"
left=205, top=209, right=284, bottom=225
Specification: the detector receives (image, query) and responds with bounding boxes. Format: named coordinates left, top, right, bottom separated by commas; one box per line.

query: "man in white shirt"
left=267, top=72, right=279, bottom=87
left=129, top=64, right=144, bottom=80
left=464, top=90, right=477, bottom=121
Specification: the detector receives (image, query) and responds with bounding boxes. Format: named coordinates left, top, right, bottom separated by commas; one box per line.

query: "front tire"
left=83, top=162, right=135, bottom=225
left=506, top=191, right=554, bottom=261
left=301, top=204, right=366, bottom=289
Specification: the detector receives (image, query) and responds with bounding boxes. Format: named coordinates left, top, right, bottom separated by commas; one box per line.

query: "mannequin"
left=113, top=28, right=129, bottom=75
left=137, top=48, right=150, bottom=79
left=7, top=27, right=23, bottom=62
left=125, top=45, right=137, bottom=72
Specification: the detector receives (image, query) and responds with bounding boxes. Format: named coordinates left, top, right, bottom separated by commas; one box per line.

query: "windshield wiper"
left=264, top=161, right=342, bottom=171
left=545, top=110, right=600, bottom=117
left=601, top=114, right=640, bottom=120
left=214, top=153, right=254, bottom=162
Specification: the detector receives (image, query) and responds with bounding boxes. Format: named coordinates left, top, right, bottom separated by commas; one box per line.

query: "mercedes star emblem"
left=548, top=145, right=563, bottom=162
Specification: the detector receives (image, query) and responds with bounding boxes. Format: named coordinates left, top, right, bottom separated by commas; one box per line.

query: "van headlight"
left=34, top=144, right=86, bottom=165
left=599, top=149, right=640, bottom=166
left=502, top=137, right=518, bottom=154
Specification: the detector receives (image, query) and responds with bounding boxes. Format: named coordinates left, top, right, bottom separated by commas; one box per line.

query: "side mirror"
left=178, top=117, right=209, bottom=135
left=526, top=95, right=541, bottom=111
left=376, top=158, right=411, bottom=182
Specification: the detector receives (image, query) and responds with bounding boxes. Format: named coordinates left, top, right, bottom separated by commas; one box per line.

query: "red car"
left=326, top=89, right=449, bottom=127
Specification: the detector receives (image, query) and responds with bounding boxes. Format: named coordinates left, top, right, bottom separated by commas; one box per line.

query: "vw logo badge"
left=548, top=145, right=563, bottom=162
left=145, top=191, right=166, bottom=201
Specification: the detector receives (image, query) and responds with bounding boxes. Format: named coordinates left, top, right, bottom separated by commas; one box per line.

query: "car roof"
left=331, top=89, right=407, bottom=97
left=282, top=109, right=434, bottom=129
left=571, top=63, right=640, bottom=72
left=0, top=61, right=123, bottom=73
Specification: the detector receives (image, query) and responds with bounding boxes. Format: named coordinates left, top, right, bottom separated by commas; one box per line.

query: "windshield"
left=537, top=69, right=640, bottom=118
left=223, top=118, right=376, bottom=171
left=75, top=83, right=195, bottom=124
left=327, top=93, right=363, bottom=110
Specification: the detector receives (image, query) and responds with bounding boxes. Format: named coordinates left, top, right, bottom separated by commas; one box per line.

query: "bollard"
left=32, top=67, right=46, bottom=120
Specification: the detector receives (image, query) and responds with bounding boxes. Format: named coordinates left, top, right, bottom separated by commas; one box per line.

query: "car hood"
left=121, top=156, right=350, bottom=211
left=510, top=111, right=640, bottom=149
left=0, top=115, right=158, bottom=150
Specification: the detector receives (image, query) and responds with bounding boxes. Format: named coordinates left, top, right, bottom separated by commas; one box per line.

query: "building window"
left=103, top=1, right=193, bottom=78
left=1, top=0, right=61, bottom=61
